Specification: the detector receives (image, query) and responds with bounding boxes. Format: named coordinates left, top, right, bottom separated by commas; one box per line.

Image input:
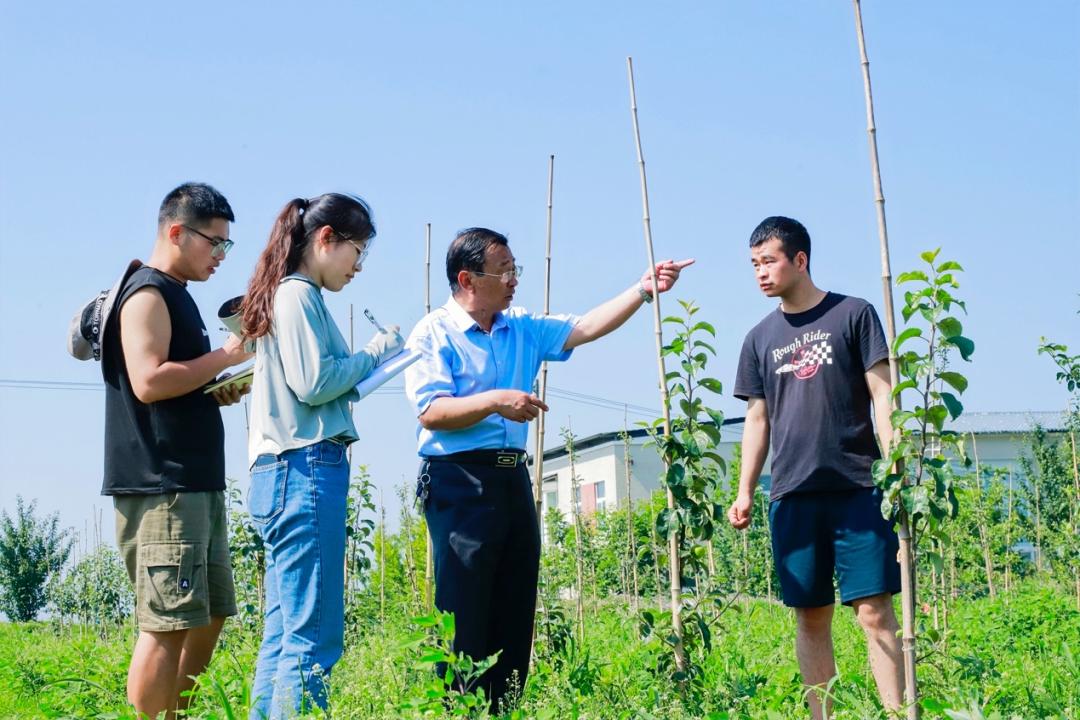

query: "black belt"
left=424, top=449, right=528, bottom=468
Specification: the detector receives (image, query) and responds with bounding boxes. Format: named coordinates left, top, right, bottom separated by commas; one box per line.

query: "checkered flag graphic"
left=797, top=341, right=833, bottom=367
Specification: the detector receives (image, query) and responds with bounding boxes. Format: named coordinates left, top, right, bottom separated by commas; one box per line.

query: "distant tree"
left=0, top=496, right=73, bottom=621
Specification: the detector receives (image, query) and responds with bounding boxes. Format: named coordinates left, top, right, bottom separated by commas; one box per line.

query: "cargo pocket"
left=248, top=459, right=288, bottom=524
left=139, top=542, right=207, bottom=616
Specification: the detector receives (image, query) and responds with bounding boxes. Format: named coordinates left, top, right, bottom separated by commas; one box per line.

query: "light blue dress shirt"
left=404, top=296, right=578, bottom=456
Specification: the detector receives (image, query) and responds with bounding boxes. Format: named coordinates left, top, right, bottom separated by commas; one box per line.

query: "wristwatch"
left=638, top=280, right=654, bottom=303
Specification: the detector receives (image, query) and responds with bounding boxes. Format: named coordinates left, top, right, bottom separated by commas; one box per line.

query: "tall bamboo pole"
left=851, top=3, right=917, bottom=716
left=533, top=156, right=555, bottom=525
left=424, top=223, right=434, bottom=612
left=1005, top=470, right=1013, bottom=597
left=626, top=56, right=686, bottom=676
left=1071, top=431, right=1079, bottom=609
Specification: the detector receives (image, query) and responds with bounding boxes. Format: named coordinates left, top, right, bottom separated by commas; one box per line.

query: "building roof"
left=534, top=410, right=1070, bottom=462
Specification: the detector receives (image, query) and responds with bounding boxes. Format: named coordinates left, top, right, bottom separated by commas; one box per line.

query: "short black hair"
left=749, top=216, right=810, bottom=272
left=158, top=182, right=235, bottom=228
left=446, top=227, right=509, bottom=292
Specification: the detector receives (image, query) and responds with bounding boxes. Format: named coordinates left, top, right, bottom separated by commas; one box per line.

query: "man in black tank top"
left=102, top=183, right=252, bottom=719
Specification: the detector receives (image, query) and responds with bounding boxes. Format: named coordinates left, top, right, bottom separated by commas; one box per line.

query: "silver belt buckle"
left=496, top=452, right=518, bottom=467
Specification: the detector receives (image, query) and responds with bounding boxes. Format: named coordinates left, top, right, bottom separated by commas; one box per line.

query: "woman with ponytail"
left=241, top=193, right=403, bottom=719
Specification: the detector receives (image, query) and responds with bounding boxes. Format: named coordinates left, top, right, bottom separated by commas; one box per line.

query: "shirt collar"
left=443, top=295, right=507, bottom=333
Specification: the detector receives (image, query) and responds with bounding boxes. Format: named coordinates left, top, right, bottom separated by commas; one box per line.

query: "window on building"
left=595, top=480, right=607, bottom=511
left=545, top=490, right=557, bottom=510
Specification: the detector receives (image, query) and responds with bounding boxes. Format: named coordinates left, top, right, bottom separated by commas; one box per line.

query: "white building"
left=529, top=411, right=1069, bottom=529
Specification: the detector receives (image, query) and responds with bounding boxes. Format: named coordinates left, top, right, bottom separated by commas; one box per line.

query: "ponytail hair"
left=241, top=193, right=376, bottom=339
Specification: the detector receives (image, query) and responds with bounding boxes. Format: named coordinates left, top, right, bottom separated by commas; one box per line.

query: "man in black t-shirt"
left=728, top=216, right=902, bottom=719
left=104, top=183, right=252, bottom=719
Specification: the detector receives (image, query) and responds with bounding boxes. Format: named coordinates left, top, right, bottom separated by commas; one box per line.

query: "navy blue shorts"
left=768, top=487, right=901, bottom=608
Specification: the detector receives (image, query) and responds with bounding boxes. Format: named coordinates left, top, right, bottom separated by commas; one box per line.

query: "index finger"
left=528, top=395, right=550, bottom=412
left=673, top=258, right=695, bottom=269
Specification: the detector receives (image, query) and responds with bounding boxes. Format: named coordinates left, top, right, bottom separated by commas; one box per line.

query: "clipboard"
left=203, top=364, right=255, bottom=394
left=355, top=349, right=421, bottom=400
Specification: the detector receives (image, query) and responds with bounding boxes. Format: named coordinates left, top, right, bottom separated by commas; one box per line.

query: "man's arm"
left=419, top=390, right=549, bottom=430
left=865, top=359, right=894, bottom=454
left=121, top=287, right=251, bottom=404
left=727, top=396, right=770, bottom=530
left=563, top=259, right=694, bottom=351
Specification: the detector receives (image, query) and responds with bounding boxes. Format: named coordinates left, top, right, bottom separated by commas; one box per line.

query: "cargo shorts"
left=114, top=490, right=237, bottom=631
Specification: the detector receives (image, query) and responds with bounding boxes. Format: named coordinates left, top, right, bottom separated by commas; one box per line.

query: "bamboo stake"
left=534, top=156, right=555, bottom=525
left=1005, top=470, right=1013, bottom=597
left=565, top=423, right=586, bottom=643
left=970, top=433, right=995, bottom=598
left=622, top=411, right=640, bottom=612
left=851, top=4, right=917, bottom=716
left=627, top=54, right=686, bottom=678
left=424, top=224, right=434, bottom=613
left=1071, top=431, right=1079, bottom=610
left=379, top=491, right=386, bottom=626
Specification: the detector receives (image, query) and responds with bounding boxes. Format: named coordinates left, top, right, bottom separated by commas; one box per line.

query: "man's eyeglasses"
left=183, top=225, right=234, bottom=259
left=346, top=239, right=369, bottom=269
left=471, top=264, right=523, bottom=284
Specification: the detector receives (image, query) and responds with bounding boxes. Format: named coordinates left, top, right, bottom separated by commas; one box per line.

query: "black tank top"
left=101, top=267, right=225, bottom=495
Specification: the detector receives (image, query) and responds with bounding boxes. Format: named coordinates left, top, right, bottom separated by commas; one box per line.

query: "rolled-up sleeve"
left=405, top=321, right=455, bottom=418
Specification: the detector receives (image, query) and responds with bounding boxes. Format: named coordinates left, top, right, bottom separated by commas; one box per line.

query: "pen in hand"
left=363, top=308, right=385, bottom=332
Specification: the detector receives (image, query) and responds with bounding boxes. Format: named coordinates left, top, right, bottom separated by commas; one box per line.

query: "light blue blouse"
left=247, top=275, right=377, bottom=466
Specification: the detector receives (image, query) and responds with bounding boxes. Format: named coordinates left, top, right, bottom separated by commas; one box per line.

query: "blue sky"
left=1, top=1, right=1077, bottom=539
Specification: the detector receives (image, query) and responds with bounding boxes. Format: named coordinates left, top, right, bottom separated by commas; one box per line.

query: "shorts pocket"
left=139, top=542, right=207, bottom=616
left=248, top=459, right=288, bottom=523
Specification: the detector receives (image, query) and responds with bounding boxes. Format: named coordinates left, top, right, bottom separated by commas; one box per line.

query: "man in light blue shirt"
left=405, top=227, right=692, bottom=710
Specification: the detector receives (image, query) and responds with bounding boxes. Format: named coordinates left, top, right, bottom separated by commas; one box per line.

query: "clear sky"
left=1, top=1, right=1077, bottom=540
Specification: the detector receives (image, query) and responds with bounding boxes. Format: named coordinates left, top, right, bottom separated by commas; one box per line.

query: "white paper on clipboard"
left=354, top=349, right=421, bottom=400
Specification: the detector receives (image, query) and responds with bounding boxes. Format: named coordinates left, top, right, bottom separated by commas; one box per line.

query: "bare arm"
left=120, top=287, right=251, bottom=404
left=563, top=259, right=694, bottom=351
left=419, top=390, right=549, bottom=431
left=727, top=396, right=770, bottom=529
left=865, top=360, right=894, bottom=454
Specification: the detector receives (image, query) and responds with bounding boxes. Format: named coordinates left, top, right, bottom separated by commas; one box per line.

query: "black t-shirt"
left=734, top=292, right=889, bottom=499
left=101, top=267, right=225, bottom=495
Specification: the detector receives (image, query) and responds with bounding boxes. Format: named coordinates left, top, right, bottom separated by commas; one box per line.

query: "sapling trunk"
left=379, top=495, right=386, bottom=625
left=626, top=54, right=687, bottom=678
left=851, top=2, right=917, bottom=715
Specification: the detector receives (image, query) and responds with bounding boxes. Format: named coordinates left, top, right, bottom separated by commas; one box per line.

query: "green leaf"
left=693, top=339, right=717, bottom=355
left=940, top=392, right=963, bottom=420
left=896, top=270, right=929, bottom=285
left=926, top=404, right=949, bottom=431
left=691, top=320, right=717, bottom=337
left=891, top=379, right=917, bottom=398
left=892, top=327, right=923, bottom=354
left=937, top=371, right=968, bottom=394
left=945, top=335, right=975, bottom=361
left=934, top=260, right=963, bottom=273
left=699, top=378, right=723, bottom=395
left=936, top=316, right=963, bottom=339
left=920, top=248, right=941, bottom=264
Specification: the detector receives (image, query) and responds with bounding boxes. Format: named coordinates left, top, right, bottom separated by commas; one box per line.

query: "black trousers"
left=421, top=459, right=540, bottom=710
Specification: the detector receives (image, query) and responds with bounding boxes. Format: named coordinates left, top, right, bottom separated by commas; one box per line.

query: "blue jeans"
left=248, top=440, right=349, bottom=720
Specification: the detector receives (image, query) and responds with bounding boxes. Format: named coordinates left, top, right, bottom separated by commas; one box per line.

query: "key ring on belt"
left=415, top=460, right=432, bottom=512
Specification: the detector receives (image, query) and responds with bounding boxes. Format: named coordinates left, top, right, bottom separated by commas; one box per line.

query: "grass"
left=1, top=582, right=1077, bottom=719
